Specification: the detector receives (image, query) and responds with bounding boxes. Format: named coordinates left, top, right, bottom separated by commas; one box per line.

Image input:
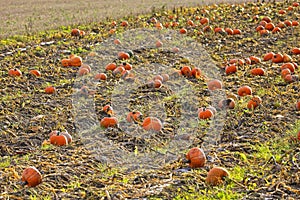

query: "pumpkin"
left=191, top=68, right=201, bottom=79
left=80, top=30, right=85, bottom=36
left=207, top=79, right=222, bottom=91
left=292, top=21, right=299, bottom=26
left=237, top=86, right=252, bottom=96
left=29, top=70, right=41, bottom=77
left=181, top=66, right=192, bottom=77
left=250, top=68, right=265, bottom=76
left=247, top=96, right=262, bottom=109
left=249, top=56, right=261, bottom=64
left=200, top=18, right=209, bottom=25
left=61, top=59, right=71, bottom=67
left=105, top=63, right=117, bottom=71
left=161, top=74, right=170, bottom=82
left=94, top=73, right=107, bottom=81
left=70, top=56, right=82, bottom=67
left=278, top=10, right=286, bottom=15
left=126, top=111, right=142, bottom=123
left=78, top=67, right=89, bottom=76
left=262, top=16, right=272, bottom=23
left=187, top=20, right=194, bottom=26
left=80, top=64, right=92, bottom=72
left=21, top=167, right=42, bottom=187
left=102, top=105, right=113, bottom=115
left=277, top=22, right=286, bottom=28
left=232, top=29, right=241, bottom=35
left=8, top=68, right=22, bottom=77
left=281, top=68, right=291, bottom=78
left=272, top=27, right=282, bottom=34
left=293, top=2, right=300, bottom=7
left=225, top=65, right=237, bottom=75
left=225, top=28, right=234, bottom=35
left=156, top=40, right=163, bottom=48
left=218, top=98, right=235, bottom=109
left=203, top=25, right=213, bottom=32
left=206, top=167, right=229, bottom=186
left=264, top=52, right=275, bottom=61
left=121, top=21, right=129, bottom=27
left=114, top=39, right=121, bottom=45
left=265, top=22, right=275, bottom=31
left=60, top=131, right=72, bottom=143
left=179, top=28, right=187, bottom=34
left=259, top=29, right=269, bottom=36
left=142, top=117, right=163, bottom=132
left=118, top=52, right=130, bottom=60
left=281, top=63, right=295, bottom=73
left=272, top=53, right=284, bottom=63
left=113, top=66, right=125, bottom=76
left=100, top=117, right=118, bottom=128
left=45, top=86, right=56, bottom=94
left=283, top=54, right=292, bottom=63
left=186, top=147, right=206, bottom=168
left=284, top=20, right=292, bottom=27
left=214, top=27, right=225, bottom=34
left=71, top=29, right=80, bottom=36
left=198, top=108, right=214, bottom=119
left=155, top=22, right=163, bottom=30
left=153, top=75, right=164, bottom=82
left=291, top=47, right=300, bottom=55
left=50, top=131, right=68, bottom=146
left=256, top=25, right=265, bottom=32
left=284, top=74, right=298, bottom=83
left=122, top=63, right=132, bottom=70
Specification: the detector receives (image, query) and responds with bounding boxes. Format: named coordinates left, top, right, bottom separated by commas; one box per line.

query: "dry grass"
left=0, top=0, right=252, bottom=38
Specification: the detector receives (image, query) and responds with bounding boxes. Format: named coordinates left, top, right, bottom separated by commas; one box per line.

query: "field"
left=0, top=0, right=300, bottom=199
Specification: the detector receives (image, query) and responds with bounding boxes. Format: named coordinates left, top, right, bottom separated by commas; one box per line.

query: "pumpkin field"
left=0, top=1, right=300, bottom=199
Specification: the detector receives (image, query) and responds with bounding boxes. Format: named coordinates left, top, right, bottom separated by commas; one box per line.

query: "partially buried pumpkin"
left=206, top=167, right=230, bottom=186
left=100, top=117, right=118, bottom=128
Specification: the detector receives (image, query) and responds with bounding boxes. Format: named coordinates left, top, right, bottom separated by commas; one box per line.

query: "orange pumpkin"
left=278, top=10, right=286, bottom=15
left=191, top=68, right=201, bottom=79
left=200, top=18, right=209, bottom=25
left=8, top=68, right=22, bottom=77
left=262, top=16, right=272, bottom=23
left=50, top=131, right=68, bottom=146
left=198, top=108, right=214, bottom=119
left=264, top=52, right=275, bottom=61
left=237, top=86, right=252, bottom=96
left=118, top=52, right=130, bottom=60
left=247, top=96, right=262, bottom=109
left=284, top=20, right=292, bottom=27
left=206, top=167, right=229, bottom=186
left=225, top=65, right=237, bottom=75
left=29, top=69, right=41, bottom=77
left=121, top=21, right=129, bottom=27
left=291, top=47, right=300, bottom=55
left=292, top=21, right=299, bottom=26
left=207, top=79, right=222, bottom=91
left=233, top=29, right=241, bottom=35
left=249, top=56, right=261, bottom=64
left=126, top=111, right=142, bottom=123
left=113, top=66, right=125, bottom=76
left=71, top=29, right=80, bottom=36
left=281, top=63, right=295, bottom=73
left=179, top=28, right=187, bottom=34
left=70, top=56, right=82, bottom=67
left=256, top=25, right=265, bottom=32
left=105, top=63, right=117, bottom=71
left=225, top=28, right=233, bottom=35
left=153, top=75, right=163, bottom=82
left=272, top=27, right=282, bottom=34
left=45, top=86, right=56, bottom=94
left=296, top=101, right=300, bottom=111
left=293, top=2, right=300, bottom=7
left=272, top=53, right=284, bottom=63
left=100, top=117, right=118, bottom=128
left=21, top=167, right=42, bottom=187
left=142, top=117, right=163, bottom=132
left=102, top=105, right=114, bottom=115
left=181, top=66, right=192, bottom=77
left=281, top=68, right=291, bottom=78
left=94, top=73, right=107, bottom=81
left=250, top=68, right=265, bottom=76
left=122, top=63, right=132, bottom=70
left=61, top=59, right=71, bottom=67
left=265, top=22, right=275, bottom=31
left=186, top=147, right=206, bottom=168
left=283, top=54, right=292, bottom=63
